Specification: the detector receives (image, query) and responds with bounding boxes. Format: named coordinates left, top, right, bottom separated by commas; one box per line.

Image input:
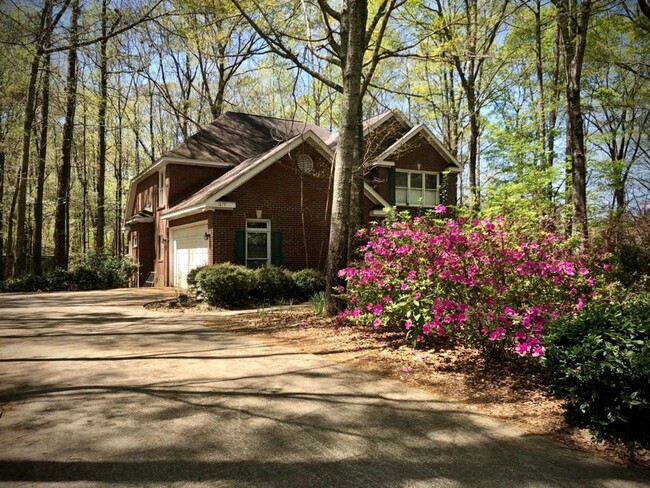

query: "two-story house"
left=124, top=110, right=462, bottom=287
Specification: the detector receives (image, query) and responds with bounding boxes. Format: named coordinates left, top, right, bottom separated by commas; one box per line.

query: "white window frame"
left=158, top=170, right=166, bottom=208
left=245, top=219, right=271, bottom=268
left=395, top=170, right=440, bottom=207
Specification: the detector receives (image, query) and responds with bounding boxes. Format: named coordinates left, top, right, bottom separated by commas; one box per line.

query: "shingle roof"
left=162, top=131, right=334, bottom=218
left=165, top=112, right=332, bottom=164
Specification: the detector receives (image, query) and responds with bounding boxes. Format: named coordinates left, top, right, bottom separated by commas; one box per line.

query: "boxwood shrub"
left=292, top=268, right=326, bottom=300
left=194, top=263, right=325, bottom=308
left=544, top=296, right=650, bottom=448
left=253, top=266, right=296, bottom=303
left=195, top=263, right=256, bottom=307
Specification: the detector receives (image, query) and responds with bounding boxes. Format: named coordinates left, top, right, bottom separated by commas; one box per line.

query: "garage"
left=170, top=222, right=209, bottom=288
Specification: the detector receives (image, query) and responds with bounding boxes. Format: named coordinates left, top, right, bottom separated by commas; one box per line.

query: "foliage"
left=69, top=252, right=138, bottom=290
left=195, top=263, right=256, bottom=308
left=194, top=263, right=326, bottom=308
left=0, top=253, right=135, bottom=292
left=544, top=296, right=650, bottom=448
left=310, top=291, right=325, bottom=315
left=292, top=268, right=326, bottom=300
left=187, top=265, right=208, bottom=290
left=253, top=266, right=296, bottom=303
left=591, top=212, right=650, bottom=290
left=339, top=208, right=594, bottom=357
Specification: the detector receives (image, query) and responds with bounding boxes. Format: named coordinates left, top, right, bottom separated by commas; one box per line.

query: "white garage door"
left=170, top=223, right=209, bottom=289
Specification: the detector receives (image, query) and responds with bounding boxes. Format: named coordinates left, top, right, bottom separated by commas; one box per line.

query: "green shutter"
left=271, top=231, right=282, bottom=266
left=388, top=168, right=396, bottom=205
left=235, top=230, right=246, bottom=265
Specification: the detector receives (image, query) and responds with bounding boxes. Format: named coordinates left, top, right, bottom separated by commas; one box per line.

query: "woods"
left=0, top=0, right=648, bottom=289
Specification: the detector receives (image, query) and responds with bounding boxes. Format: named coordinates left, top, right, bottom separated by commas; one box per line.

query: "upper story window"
left=158, top=170, right=165, bottom=207
left=395, top=170, right=439, bottom=207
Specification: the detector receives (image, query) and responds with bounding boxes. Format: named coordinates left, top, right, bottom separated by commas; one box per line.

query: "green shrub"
left=187, top=265, right=207, bottom=290
left=45, top=269, right=75, bottom=290
left=1, top=253, right=137, bottom=293
left=544, top=296, right=650, bottom=448
left=253, top=266, right=295, bottom=303
left=195, top=263, right=255, bottom=308
left=70, top=252, right=137, bottom=290
left=1, top=274, right=47, bottom=292
left=292, top=268, right=326, bottom=300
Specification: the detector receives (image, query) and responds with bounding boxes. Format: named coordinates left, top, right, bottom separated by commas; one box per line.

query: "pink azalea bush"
left=338, top=208, right=595, bottom=357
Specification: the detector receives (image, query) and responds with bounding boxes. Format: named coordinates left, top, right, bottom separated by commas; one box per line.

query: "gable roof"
left=166, top=112, right=332, bottom=164
left=161, top=130, right=334, bottom=220
left=374, top=123, right=463, bottom=172
left=326, top=109, right=413, bottom=148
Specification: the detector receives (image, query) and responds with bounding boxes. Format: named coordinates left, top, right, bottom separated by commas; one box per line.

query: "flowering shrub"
left=339, top=208, right=595, bottom=357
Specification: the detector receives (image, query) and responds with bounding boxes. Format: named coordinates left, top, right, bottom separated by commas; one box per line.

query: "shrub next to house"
left=544, top=297, right=650, bottom=448
left=194, top=263, right=325, bottom=308
left=338, top=208, right=594, bottom=357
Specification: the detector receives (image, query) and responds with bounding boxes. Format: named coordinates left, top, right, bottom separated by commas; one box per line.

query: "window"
left=158, top=170, right=165, bottom=207
left=246, top=220, right=270, bottom=268
left=395, top=170, right=439, bottom=207
left=131, top=233, right=138, bottom=249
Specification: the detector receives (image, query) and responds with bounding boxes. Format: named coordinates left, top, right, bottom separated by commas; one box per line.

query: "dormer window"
left=158, top=170, right=165, bottom=207
left=395, top=170, right=439, bottom=207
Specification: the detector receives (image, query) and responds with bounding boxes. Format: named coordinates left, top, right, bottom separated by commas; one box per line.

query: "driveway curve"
left=0, top=289, right=647, bottom=487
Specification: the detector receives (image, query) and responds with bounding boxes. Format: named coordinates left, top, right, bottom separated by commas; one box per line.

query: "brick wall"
left=210, top=143, right=332, bottom=272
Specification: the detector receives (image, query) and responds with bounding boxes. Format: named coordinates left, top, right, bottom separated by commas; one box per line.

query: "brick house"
left=124, top=110, right=462, bottom=287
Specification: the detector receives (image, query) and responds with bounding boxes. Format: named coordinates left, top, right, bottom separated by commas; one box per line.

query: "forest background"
left=0, top=0, right=648, bottom=279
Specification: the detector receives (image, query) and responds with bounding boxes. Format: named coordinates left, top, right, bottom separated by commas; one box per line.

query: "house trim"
left=374, top=123, right=463, bottom=172
left=126, top=157, right=236, bottom=221
left=208, top=130, right=334, bottom=203
left=161, top=201, right=236, bottom=221
left=364, top=183, right=391, bottom=208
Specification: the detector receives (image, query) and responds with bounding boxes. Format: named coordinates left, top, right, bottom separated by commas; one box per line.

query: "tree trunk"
left=553, top=0, right=591, bottom=246
left=0, top=152, right=5, bottom=279
left=324, top=0, right=367, bottom=316
left=33, top=47, right=51, bottom=275
left=14, top=54, right=42, bottom=277
left=54, top=0, right=80, bottom=269
left=96, top=0, right=108, bottom=252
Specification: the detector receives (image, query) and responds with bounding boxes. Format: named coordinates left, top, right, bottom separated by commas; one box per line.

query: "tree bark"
left=96, top=0, right=108, bottom=251
left=54, top=0, right=80, bottom=269
left=0, top=152, right=4, bottom=279
left=32, top=46, right=51, bottom=275
left=553, top=0, right=592, bottom=246
left=324, top=0, right=367, bottom=316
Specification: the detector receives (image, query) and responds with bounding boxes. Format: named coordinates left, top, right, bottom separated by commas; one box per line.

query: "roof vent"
left=296, top=153, right=314, bottom=173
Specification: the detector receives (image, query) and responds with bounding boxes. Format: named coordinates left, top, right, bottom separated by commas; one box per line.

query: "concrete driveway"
left=0, top=289, right=647, bottom=487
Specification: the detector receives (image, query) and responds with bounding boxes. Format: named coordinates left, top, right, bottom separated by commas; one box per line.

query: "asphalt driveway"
left=0, top=289, right=648, bottom=487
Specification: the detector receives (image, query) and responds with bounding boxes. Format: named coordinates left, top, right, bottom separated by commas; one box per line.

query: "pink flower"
left=434, top=204, right=447, bottom=214
left=373, top=318, right=381, bottom=329
left=576, top=297, right=584, bottom=311
left=404, top=320, right=413, bottom=329
left=413, top=292, right=421, bottom=300
left=400, top=282, right=408, bottom=291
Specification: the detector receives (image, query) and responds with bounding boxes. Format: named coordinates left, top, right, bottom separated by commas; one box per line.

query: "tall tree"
left=96, top=0, right=109, bottom=251
left=13, top=0, right=65, bottom=276
left=32, top=3, right=53, bottom=275
left=552, top=0, right=593, bottom=244
left=54, top=0, right=80, bottom=269
left=231, top=0, right=407, bottom=314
